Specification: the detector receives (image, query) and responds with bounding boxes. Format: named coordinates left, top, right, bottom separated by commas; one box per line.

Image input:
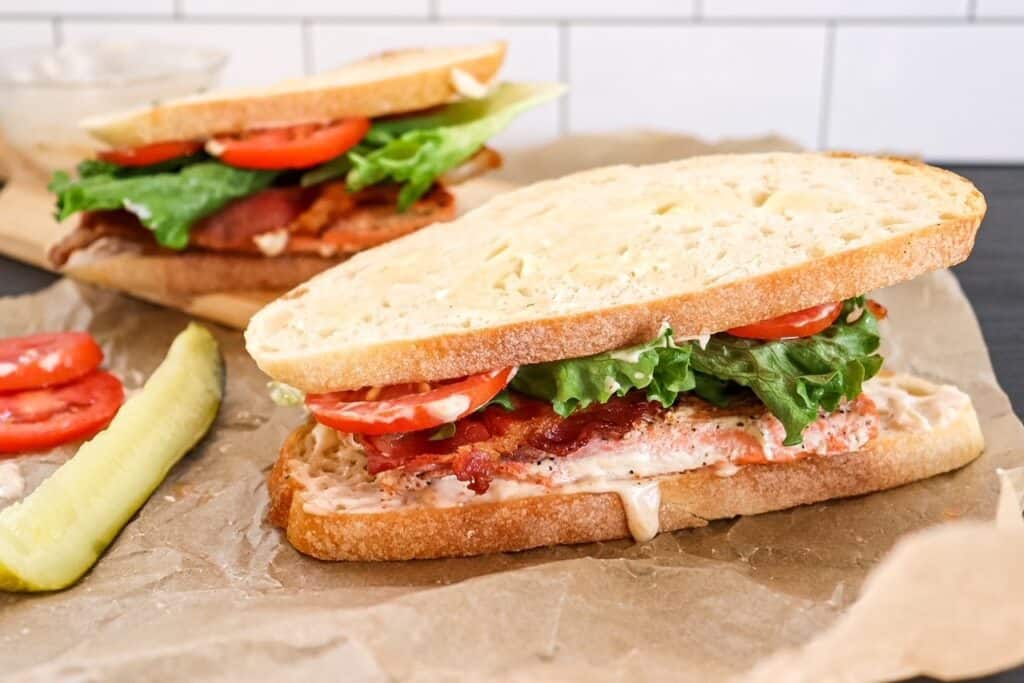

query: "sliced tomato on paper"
left=0, top=371, right=125, bottom=454
left=0, top=332, right=103, bottom=392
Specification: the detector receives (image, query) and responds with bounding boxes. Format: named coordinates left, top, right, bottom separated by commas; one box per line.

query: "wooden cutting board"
left=0, top=148, right=513, bottom=330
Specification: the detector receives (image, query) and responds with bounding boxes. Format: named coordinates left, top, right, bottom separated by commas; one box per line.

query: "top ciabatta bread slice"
left=246, top=152, right=985, bottom=393
left=82, top=42, right=507, bottom=147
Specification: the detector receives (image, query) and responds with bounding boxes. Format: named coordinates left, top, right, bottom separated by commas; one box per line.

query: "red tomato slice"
left=0, top=371, right=125, bottom=454
left=97, top=140, right=202, bottom=167
left=728, top=302, right=844, bottom=340
left=208, top=118, right=371, bottom=170
left=867, top=299, right=888, bottom=320
left=0, top=332, right=103, bottom=392
left=306, top=367, right=516, bottom=435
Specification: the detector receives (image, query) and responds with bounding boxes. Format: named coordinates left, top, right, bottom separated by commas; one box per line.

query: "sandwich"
left=245, top=152, right=987, bottom=561
left=47, top=42, right=560, bottom=295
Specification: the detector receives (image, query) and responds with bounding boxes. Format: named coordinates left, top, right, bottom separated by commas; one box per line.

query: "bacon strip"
left=49, top=211, right=154, bottom=267
left=359, top=394, right=665, bottom=493
left=285, top=185, right=455, bottom=256
left=189, top=186, right=315, bottom=252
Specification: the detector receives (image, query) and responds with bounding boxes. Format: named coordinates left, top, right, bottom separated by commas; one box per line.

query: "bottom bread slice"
left=65, top=248, right=342, bottom=297
left=267, top=376, right=985, bottom=561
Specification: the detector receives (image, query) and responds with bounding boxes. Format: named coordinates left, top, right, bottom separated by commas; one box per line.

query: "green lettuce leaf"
left=689, top=298, right=883, bottom=445
left=49, top=162, right=277, bottom=250
left=428, top=423, right=457, bottom=441
left=345, top=82, right=564, bottom=210
left=511, top=326, right=696, bottom=417
left=298, top=143, right=372, bottom=188
left=692, top=371, right=735, bottom=407
left=481, top=389, right=516, bottom=412
left=76, top=154, right=206, bottom=179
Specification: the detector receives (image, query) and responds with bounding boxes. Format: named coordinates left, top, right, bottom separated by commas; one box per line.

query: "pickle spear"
left=0, top=323, right=223, bottom=592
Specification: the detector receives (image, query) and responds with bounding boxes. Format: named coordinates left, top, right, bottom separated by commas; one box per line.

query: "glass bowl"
left=0, top=41, right=226, bottom=173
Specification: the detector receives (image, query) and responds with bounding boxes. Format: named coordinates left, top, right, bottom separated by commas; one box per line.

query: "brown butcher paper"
left=0, top=134, right=1021, bottom=683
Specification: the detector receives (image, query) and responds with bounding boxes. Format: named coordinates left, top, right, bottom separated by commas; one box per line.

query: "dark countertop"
left=0, top=165, right=1021, bottom=683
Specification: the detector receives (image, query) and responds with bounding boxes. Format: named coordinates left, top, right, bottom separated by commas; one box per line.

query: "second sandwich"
left=49, top=42, right=560, bottom=295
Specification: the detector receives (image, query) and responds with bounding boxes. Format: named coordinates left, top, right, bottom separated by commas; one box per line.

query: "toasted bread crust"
left=268, top=393, right=984, bottom=561
left=82, top=43, right=507, bottom=147
left=246, top=154, right=987, bottom=393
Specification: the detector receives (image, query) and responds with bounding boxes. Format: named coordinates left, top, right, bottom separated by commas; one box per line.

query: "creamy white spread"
left=449, top=67, right=490, bottom=98
left=423, top=394, right=472, bottom=424
left=0, top=361, right=17, bottom=377
left=605, top=479, right=661, bottom=541
left=294, top=373, right=968, bottom=543
left=677, top=333, right=712, bottom=349
left=38, top=351, right=62, bottom=372
left=253, top=230, right=289, bottom=257
left=0, top=463, right=25, bottom=502
left=204, top=139, right=227, bottom=157
left=608, top=348, right=644, bottom=363
left=865, top=374, right=969, bottom=432
left=122, top=199, right=152, bottom=221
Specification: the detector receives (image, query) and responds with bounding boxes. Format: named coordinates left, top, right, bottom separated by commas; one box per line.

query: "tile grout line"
left=3, top=14, right=1022, bottom=26
left=51, top=15, right=62, bottom=47
left=693, top=0, right=703, bottom=21
left=301, top=18, right=314, bottom=75
left=967, top=0, right=978, bottom=21
left=428, top=0, right=439, bottom=21
left=817, top=22, right=837, bottom=151
left=173, top=0, right=184, bottom=19
left=557, top=20, right=570, bottom=137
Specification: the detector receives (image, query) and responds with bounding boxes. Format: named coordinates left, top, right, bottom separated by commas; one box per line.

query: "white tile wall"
left=703, top=0, right=969, bottom=18
left=569, top=26, right=827, bottom=148
left=0, top=20, right=52, bottom=50
left=312, top=23, right=561, bottom=146
left=182, top=0, right=429, bottom=18
left=1, top=1, right=1022, bottom=161
left=61, top=21, right=305, bottom=87
left=828, top=25, right=1024, bottom=162
left=439, top=0, right=697, bottom=19
left=0, top=0, right=172, bottom=15
left=976, top=0, right=1024, bottom=17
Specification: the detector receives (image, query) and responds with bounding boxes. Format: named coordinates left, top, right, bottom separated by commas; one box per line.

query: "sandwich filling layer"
left=288, top=374, right=971, bottom=541
left=49, top=83, right=558, bottom=265
left=273, top=296, right=971, bottom=542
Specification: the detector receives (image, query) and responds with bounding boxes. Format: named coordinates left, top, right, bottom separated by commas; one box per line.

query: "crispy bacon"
left=189, top=186, right=316, bottom=251
left=49, top=210, right=156, bottom=266
left=285, top=185, right=455, bottom=256
left=285, top=182, right=355, bottom=234
left=359, top=394, right=665, bottom=493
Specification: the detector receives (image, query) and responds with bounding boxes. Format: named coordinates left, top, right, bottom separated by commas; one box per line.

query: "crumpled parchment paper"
left=0, top=134, right=1021, bottom=683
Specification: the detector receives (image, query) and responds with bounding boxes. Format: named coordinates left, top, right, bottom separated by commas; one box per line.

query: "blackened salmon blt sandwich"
left=245, top=152, right=986, bottom=561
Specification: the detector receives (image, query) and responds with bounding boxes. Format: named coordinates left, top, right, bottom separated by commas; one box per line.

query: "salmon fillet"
left=360, top=391, right=880, bottom=494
